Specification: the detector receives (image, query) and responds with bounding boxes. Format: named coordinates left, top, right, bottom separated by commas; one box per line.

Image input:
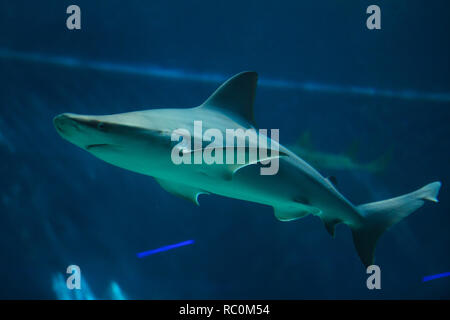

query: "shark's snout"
left=54, top=113, right=119, bottom=151
left=53, top=113, right=80, bottom=137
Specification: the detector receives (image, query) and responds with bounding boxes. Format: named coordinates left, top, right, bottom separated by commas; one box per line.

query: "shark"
left=54, top=71, right=441, bottom=266
left=289, top=132, right=391, bottom=174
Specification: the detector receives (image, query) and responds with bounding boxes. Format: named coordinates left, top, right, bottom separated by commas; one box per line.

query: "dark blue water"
left=0, top=0, right=449, bottom=299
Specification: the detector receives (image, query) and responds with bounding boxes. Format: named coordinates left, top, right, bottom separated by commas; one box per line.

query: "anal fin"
left=155, top=178, right=209, bottom=206
left=320, top=217, right=340, bottom=238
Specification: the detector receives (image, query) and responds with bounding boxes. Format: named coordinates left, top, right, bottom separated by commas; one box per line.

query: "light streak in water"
left=1, top=48, right=449, bottom=103
left=422, top=271, right=450, bottom=282
left=137, top=240, right=195, bottom=258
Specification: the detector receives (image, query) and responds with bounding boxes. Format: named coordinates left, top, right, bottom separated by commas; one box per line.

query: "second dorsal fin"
left=201, top=71, right=258, bottom=125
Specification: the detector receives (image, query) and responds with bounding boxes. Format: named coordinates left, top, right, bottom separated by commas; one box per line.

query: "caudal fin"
left=351, top=181, right=441, bottom=267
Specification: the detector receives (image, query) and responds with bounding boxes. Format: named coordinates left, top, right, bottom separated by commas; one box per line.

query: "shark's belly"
left=116, top=148, right=363, bottom=226
left=202, top=165, right=299, bottom=207
left=168, top=156, right=362, bottom=226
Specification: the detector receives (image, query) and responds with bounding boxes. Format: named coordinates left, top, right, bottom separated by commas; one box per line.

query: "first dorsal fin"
left=201, top=71, right=258, bottom=125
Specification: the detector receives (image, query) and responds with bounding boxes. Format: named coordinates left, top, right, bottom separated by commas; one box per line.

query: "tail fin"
left=351, top=181, right=441, bottom=267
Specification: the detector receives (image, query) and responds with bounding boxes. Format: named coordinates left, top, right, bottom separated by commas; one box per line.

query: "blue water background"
left=0, top=1, right=449, bottom=299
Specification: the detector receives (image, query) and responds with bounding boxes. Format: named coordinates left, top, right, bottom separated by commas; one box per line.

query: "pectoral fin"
left=155, top=178, right=209, bottom=206
left=180, top=146, right=287, bottom=180
left=236, top=146, right=287, bottom=171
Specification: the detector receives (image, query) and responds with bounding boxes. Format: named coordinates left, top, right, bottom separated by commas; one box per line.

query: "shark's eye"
left=97, top=122, right=106, bottom=130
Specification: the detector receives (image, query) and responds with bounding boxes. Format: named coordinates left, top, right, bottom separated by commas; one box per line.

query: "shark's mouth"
left=86, top=143, right=110, bottom=150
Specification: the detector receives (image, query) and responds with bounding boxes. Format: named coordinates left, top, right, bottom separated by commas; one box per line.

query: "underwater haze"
left=0, top=0, right=449, bottom=299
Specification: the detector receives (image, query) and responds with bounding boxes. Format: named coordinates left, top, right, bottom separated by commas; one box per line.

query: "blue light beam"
left=1, top=48, right=450, bottom=103
left=137, top=240, right=195, bottom=258
left=422, top=271, right=450, bottom=282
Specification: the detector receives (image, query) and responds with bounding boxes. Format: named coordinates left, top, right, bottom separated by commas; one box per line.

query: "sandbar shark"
left=54, top=71, right=441, bottom=266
